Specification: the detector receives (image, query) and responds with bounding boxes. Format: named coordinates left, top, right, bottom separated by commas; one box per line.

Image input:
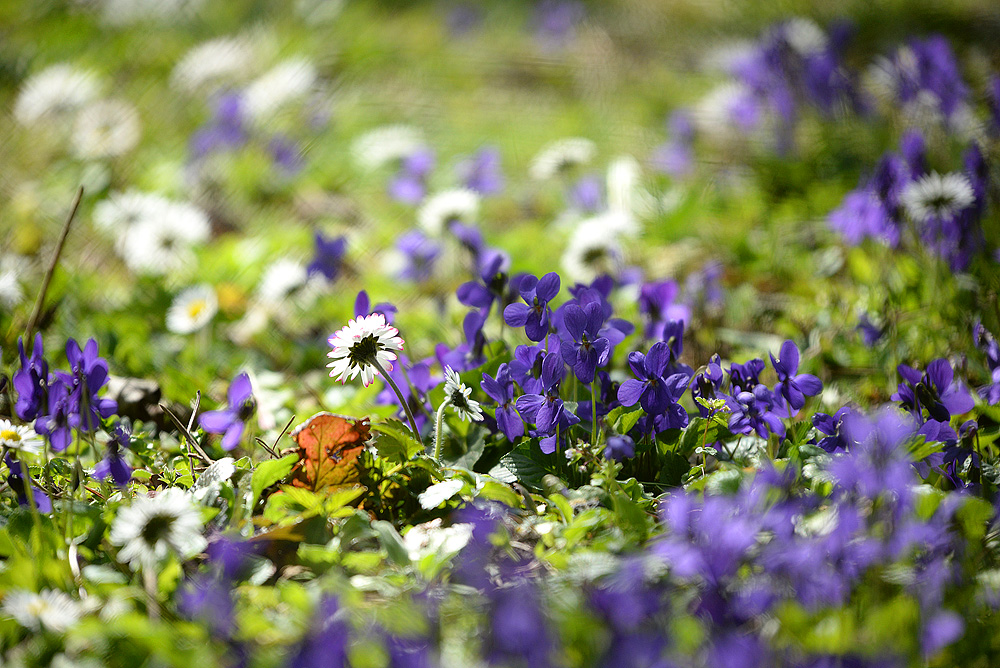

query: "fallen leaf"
left=288, top=412, right=370, bottom=493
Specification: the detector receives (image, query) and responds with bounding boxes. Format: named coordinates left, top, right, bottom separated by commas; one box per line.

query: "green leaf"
left=372, top=419, right=425, bottom=462
left=958, top=496, right=994, bottom=540
left=251, top=454, right=299, bottom=507
left=371, top=520, right=410, bottom=566
left=499, top=450, right=549, bottom=491
left=475, top=480, right=522, bottom=508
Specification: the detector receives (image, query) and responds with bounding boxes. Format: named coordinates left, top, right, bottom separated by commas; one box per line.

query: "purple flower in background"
left=729, top=358, right=766, bottom=393
left=812, top=406, right=853, bottom=452
left=306, top=232, right=347, bottom=282
left=178, top=574, right=235, bottom=639
left=287, top=595, right=349, bottom=668
left=569, top=174, right=603, bottom=213
left=504, top=272, right=561, bottom=342
left=651, top=109, right=695, bottom=178
left=857, top=314, right=884, bottom=347
left=829, top=407, right=917, bottom=504
left=190, top=93, right=248, bottom=160
left=354, top=290, right=397, bottom=322
left=457, top=252, right=507, bottom=319
left=377, top=356, right=435, bottom=433
left=770, top=340, right=823, bottom=412
left=199, top=372, right=255, bottom=451
left=728, top=385, right=786, bottom=439
left=638, top=280, right=690, bottom=340
left=534, top=0, right=584, bottom=49
left=559, top=302, right=611, bottom=383
left=892, top=359, right=974, bottom=423
left=13, top=334, right=47, bottom=421
left=481, top=363, right=523, bottom=441
left=458, top=146, right=504, bottom=195
left=922, top=610, right=964, bottom=658
left=4, top=454, right=51, bottom=512
left=34, top=377, right=74, bottom=452
left=483, top=580, right=553, bottom=668
left=389, top=149, right=435, bottom=205
left=268, top=134, right=303, bottom=174
left=94, top=421, right=132, bottom=487
left=974, top=321, right=1000, bottom=405
left=618, top=342, right=690, bottom=421
left=604, top=435, right=635, bottom=462
left=396, top=230, right=441, bottom=283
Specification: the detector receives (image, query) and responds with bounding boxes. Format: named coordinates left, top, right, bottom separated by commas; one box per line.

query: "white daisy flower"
left=417, top=188, right=480, bottom=236
left=403, top=518, right=473, bottom=561
left=327, top=313, right=404, bottom=387
left=166, top=284, right=218, bottom=334
left=900, top=171, right=976, bottom=224
left=109, top=487, right=207, bottom=573
left=243, top=58, right=318, bottom=122
left=14, top=64, right=100, bottom=126
left=352, top=125, right=424, bottom=170
left=72, top=98, right=141, bottom=159
left=0, top=419, right=43, bottom=455
left=529, top=137, right=596, bottom=180
left=2, top=589, right=82, bottom=632
left=561, top=213, right=625, bottom=283
left=171, top=36, right=255, bottom=93
left=256, top=258, right=308, bottom=305
left=118, top=199, right=211, bottom=275
left=98, top=0, right=206, bottom=26
left=781, top=17, right=827, bottom=57
left=92, top=190, right=171, bottom=234
left=0, top=255, right=29, bottom=308
left=443, top=366, right=483, bottom=422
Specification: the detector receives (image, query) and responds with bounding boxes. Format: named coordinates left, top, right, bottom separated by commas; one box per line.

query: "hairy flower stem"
left=371, top=358, right=421, bottom=441
left=433, top=399, right=452, bottom=463
left=591, top=381, right=599, bottom=448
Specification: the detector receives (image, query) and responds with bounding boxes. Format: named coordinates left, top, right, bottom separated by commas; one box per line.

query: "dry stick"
left=23, top=186, right=84, bottom=344
left=160, top=403, right=213, bottom=464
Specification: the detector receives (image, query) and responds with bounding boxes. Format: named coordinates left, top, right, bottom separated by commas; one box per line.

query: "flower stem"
left=433, top=399, right=451, bottom=463
left=371, top=358, right=422, bottom=441
left=591, top=381, right=599, bottom=448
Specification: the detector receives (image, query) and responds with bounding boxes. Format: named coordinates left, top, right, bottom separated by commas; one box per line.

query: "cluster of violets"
left=10, top=336, right=128, bottom=501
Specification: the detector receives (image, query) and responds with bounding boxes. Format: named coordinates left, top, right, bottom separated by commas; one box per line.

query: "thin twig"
left=23, top=187, right=84, bottom=343
left=160, top=403, right=213, bottom=464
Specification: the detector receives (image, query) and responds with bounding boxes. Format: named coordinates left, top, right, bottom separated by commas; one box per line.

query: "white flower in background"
left=98, top=0, right=206, bottom=25
left=606, top=155, right=653, bottom=230
left=700, top=40, right=757, bottom=73
left=257, top=258, right=308, bottom=305
left=166, top=284, right=218, bottom=334
left=118, top=199, right=210, bottom=275
left=781, top=17, right=827, bottom=56
left=900, top=172, right=975, bottom=224
left=327, top=313, right=404, bottom=386
left=693, top=82, right=760, bottom=142
left=72, top=98, right=141, bottom=159
left=529, top=137, right=596, bottom=180
left=110, top=487, right=207, bottom=572
left=443, top=366, right=483, bottom=422
left=243, top=58, right=318, bottom=121
left=247, top=369, right=294, bottom=433
left=92, top=190, right=171, bottom=234
left=352, top=125, right=424, bottom=170
left=403, top=519, right=473, bottom=561
left=1, top=589, right=82, bottom=632
left=417, top=188, right=480, bottom=235
left=0, top=255, right=29, bottom=308
left=171, top=36, right=255, bottom=92
left=14, top=64, right=100, bottom=126
left=0, top=419, right=43, bottom=455
left=561, top=213, right=625, bottom=283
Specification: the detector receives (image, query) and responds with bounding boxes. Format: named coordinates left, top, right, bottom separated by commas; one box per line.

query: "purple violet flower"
left=617, top=342, right=690, bottom=419
left=503, top=272, right=561, bottom=342
left=892, top=358, right=974, bottom=423
left=306, top=232, right=347, bottom=282
left=481, top=363, right=523, bottom=441
left=558, top=302, right=611, bottom=383
left=770, top=340, right=823, bottom=412
left=13, top=334, right=47, bottom=422
left=457, top=146, right=504, bottom=195
left=199, top=372, right=255, bottom=451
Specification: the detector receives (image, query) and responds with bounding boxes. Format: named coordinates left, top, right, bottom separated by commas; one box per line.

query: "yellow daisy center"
left=0, top=429, right=21, bottom=443
left=187, top=299, right=208, bottom=319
